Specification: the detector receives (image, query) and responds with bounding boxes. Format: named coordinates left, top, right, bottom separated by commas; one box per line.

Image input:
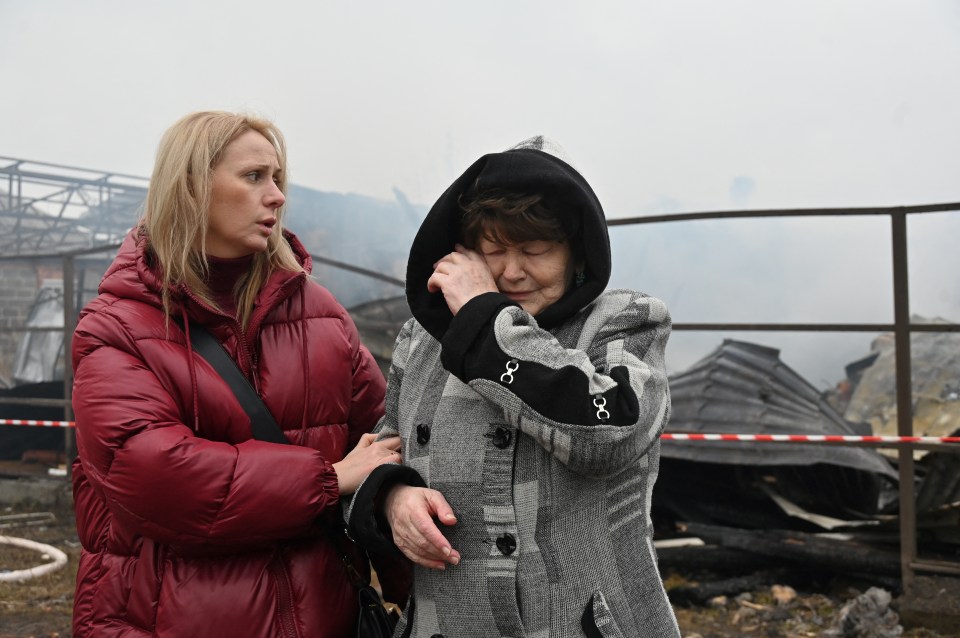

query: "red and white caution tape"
left=2, top=419, right=959, bottom=446
left=0, top=419, right=74, bottom=428
left=661, top=433, right=960, bottom=445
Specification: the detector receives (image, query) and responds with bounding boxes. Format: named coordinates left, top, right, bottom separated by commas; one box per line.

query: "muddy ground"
left=1, top=499, right=958, bottom=638
left=0, top=501, right=76, bottom=638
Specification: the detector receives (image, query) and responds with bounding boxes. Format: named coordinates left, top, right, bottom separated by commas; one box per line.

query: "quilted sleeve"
left=342, top=306, right=387, bottom=448
left=71, top=308, right=342, bottom=552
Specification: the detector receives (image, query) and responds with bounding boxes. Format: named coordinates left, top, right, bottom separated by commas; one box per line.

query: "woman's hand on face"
left=384, top=484, right=460, bottom=570
left=332, top=433, right=402, bottom=496
left=427, top=244, right=498, bottom=315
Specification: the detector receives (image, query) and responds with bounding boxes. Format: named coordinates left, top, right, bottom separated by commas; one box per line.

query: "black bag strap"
left=326, top=521, right=368, bottom=589
left=184, top=322, right=288, bottom=445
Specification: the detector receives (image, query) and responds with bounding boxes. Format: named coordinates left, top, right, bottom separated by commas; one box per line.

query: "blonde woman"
left=71, top=111, right=402, bottom=637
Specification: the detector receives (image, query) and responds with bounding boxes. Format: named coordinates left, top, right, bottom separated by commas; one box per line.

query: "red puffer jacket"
left=71, top=228, right=386, bottom=638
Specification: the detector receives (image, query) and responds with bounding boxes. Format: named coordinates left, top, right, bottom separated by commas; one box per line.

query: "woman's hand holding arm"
left=384, top=485, right=460, bottom=570
left=333, top=433, right=402, bottom=495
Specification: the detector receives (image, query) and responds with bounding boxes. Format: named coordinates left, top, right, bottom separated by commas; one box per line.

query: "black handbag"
left=184, top=322, right=400, bottom=638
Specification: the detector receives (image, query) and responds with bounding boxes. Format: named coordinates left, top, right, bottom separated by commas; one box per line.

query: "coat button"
left=430, top=634, right=444, bottom=638
left=495, top=533, right=516, bottom=556
left=416, top=423, right=431, bottom=445
left=490, top=426, right=512, bottom=449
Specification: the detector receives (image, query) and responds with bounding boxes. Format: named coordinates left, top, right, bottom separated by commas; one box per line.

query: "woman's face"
left=477, top=237, right=573, bottom=316
left=205, top=130, right=285, bottom=258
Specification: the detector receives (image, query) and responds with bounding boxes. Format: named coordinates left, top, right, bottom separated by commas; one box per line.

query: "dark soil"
left=666, top=572, right=959, bottom=637
left=0, top=502, right=79, bottom=638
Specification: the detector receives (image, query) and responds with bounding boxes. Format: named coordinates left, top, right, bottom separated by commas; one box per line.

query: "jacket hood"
left=406, top=138, right=611, bottom=341
left=98, top=226, right=313, bottom=322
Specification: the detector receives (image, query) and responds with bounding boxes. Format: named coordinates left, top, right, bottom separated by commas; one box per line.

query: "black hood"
left=406, top=142, right=611, bottom=341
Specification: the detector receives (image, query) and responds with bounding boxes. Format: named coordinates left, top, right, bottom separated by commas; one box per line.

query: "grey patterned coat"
left=348, top=142, right=681, bottom=638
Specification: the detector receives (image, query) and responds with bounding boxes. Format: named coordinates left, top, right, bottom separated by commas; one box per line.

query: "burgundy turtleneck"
left=205, top=254, right=254, bottom=317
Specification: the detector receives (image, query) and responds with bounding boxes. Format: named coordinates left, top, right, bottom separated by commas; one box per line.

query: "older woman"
left=71, top=111, right=402, bottom=637
left=348, top=138, right=680, bottom=637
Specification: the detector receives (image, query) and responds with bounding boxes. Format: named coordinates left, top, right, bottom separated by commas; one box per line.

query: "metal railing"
left=609, top=201, right=960, bottom=586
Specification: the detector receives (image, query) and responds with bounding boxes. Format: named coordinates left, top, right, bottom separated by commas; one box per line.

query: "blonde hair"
left=141, top=111, right=303, bottom=328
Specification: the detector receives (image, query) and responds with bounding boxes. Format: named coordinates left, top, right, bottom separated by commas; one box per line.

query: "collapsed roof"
left=657, top=340, right=898, bottom=524
left=665, top=339, right=896, bottom=479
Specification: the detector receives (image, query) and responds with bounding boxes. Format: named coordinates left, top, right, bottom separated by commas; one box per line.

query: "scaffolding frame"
left=0, top=156, right=148, bottom=257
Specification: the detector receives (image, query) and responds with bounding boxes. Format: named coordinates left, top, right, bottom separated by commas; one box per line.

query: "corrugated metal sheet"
left=666, top=339, right=897, bottom=480
left=655, top=340, right=899, bottom=522
left=916, top=429, right=960, bottom=513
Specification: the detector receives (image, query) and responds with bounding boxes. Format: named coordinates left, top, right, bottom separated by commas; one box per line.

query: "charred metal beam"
left=678, top=522, right=902, bottom=577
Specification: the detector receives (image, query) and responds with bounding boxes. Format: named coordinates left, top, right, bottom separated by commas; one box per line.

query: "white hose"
left=0, top=535, right=68, bottom=582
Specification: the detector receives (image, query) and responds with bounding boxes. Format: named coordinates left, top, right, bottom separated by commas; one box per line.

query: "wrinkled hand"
left=332, top=433, right=402, bottom=495
left=384, top=484, right=460, bottom=570
left=427, top=244, right=498, bottom=315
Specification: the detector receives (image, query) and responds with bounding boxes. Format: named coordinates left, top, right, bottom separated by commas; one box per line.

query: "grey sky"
left=2, top=0, right=959, bottom=383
